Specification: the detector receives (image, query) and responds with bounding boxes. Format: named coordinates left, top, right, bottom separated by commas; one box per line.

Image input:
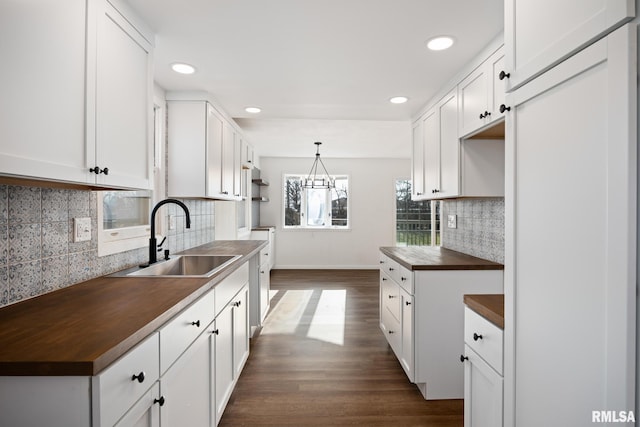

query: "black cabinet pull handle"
left=460, top=355, right=469, bottom=363
left=131, top=372, right=145, bottom=383
left=388, top=330, right=395, bottom=334
left=473, top=333, right=483, bottom=341
left=90, top=166, right=109, bottom=175
left=382, top=277, right=387, bottom=281
left=416, top=192, right=422, bottom=196
left=389, top=267, right=394, bottom=271
left=212, top=329, right=219, bottom=335
left=102, top=167, right=109, bottom=175
left=479, top=112, right=485, bottom=119
left=499, top=104, right=511, bottom=113
left=484, top=111, right=491, bottom=117
left=379, top=260, right=384, bottom=264
left=401, top=277, right=407, bottom=281
left=388, top=294, right=395, bottom=299
left=191, top=320, right=201, bottom=327
left=499, top=70, right=510, bottom=80
left=405, top=301, right=411, bottom=306
left=154, top=396, right=165, bottom=406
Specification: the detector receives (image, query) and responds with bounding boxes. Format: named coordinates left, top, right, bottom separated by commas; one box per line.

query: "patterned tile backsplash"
left=0, top=185, right=216, bottom=308
left=441, top=198, right=505, bottom=264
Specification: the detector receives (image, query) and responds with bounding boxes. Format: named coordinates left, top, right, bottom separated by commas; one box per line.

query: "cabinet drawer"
left=93, top=333, right=160, bottom=427
left=215, top=263, right=249, bottom=316
left=397, top=264, right=413, bottom=294
left=381, top=300, right=401, bottom=356
left=160, top=290, right=215, bottom=374
left=380, top=271, right=400, bottom=322
left=464, top=307, right=503, bottom=374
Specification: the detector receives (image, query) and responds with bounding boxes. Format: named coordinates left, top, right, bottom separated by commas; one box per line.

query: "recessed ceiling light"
left=389, top=96, right=409, bottom=104
left=245, top=107, right=262, bottom=114
left=426, top=36, right=455, bottom=51
left=171, top=62, right=196, bottom=74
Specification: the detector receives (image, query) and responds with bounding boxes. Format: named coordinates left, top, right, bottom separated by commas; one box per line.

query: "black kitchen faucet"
left=146, top=198, right=191, bottom=266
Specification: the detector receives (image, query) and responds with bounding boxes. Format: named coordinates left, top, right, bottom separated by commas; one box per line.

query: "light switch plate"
left=73, top=217, right=91, bottom=242
left=447, top=214, right=457, bottom=229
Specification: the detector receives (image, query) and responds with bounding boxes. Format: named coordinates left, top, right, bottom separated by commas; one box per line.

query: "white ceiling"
left=127, top=0, right=504, bottom=158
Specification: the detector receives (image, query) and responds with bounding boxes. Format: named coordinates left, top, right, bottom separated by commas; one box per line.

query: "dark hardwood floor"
left=219, top=269, right=463, bottom=426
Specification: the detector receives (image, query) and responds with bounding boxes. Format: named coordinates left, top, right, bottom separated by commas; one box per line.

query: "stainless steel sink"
left=127, top=254, right=242, bottom=278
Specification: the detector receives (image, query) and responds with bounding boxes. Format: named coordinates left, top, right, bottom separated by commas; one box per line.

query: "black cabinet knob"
left=90, top=166, right=109, bottom=175
left=473, top=333, right=483, bottom=341
left=388, top=267, right=394, bottom=271
left=102, top=167, right=109, bottom=175
left=479, top=112, right=485, bottom=119
left=154, top=396, right=165, bottom=406
left=405, top=301, right=411, bottom=306
left=401, top=277, right=407, bottom=281
left=499, top=70, right=511, bottom=80
left=212, top=329, right=219, bottom=335
left=131, top=371, right=145, bottom=383
left=460, top=355, right=469, bottom=363
left=191, top=320, right=201, bottom=327
left=499, top=104, right=511, bottom=113
left=382, top=277, right=387, bottom=281
left=484, top=111, right=491, bottom=117
left=416, top=192, right=422, bottom=196
left=388, top=330, right=395, bottom=334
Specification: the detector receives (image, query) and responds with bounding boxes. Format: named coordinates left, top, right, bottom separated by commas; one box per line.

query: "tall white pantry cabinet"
left=502, top=1, right=637, bottom=426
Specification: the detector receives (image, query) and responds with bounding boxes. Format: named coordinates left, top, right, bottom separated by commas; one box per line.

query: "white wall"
left=258, top=157, right=409, bottom=269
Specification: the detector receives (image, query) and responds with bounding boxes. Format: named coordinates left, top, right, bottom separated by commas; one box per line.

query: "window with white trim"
left=283, top=174, right=349, bottom=229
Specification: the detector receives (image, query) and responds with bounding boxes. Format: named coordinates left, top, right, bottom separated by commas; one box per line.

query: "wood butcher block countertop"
left=0, top=240, right=266, bottom=376
left=464, top=294, right=504, bottom=329
left=379, top=246, right=504, bottom=271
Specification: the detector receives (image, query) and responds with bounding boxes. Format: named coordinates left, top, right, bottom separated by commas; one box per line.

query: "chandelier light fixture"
left=304, top=142, right=335, bottom=189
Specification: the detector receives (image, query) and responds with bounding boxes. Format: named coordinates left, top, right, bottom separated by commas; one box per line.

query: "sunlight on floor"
left=262, top=289, right=347, bottom=346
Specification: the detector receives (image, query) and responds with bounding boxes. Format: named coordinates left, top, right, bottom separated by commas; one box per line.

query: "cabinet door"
left=233, top=135, right=242, bottom=198
left=206, top=105, right=224, bottom=198
left=488, top=51, right=506, bottom=124
left=0, top=0, right=89, bottom=184
left=505, top=25, right=635, bottom=426
left=411, top=120, right=425, bottom=199
left=463, top=346, right=503, bottom=427
left=232, top=287, right=249, bottom=378
left=458, top=66, right=488, bottom=138
left=91, top=0, right=152, bottom=189
left=259, top=263, right=271, bottom=322
left=221, top=124, right=236, bottom=198
left=400, top=288, right=414, bottom=382
left=160, top=329, right=211, bottom=427
left=504, top=0, right=634, bottom=90
left=215, top=305, right=234, bottom=422
left=437, top=90, right=459, bottom=198
left=114, top=383, right=160, bottom=427
left=422, top=108, right=440, bottom=196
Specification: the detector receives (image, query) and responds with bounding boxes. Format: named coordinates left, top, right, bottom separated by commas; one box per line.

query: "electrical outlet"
left=447, top=214, right=457, bottom=229
left=73, top=217, right=91, bottom=242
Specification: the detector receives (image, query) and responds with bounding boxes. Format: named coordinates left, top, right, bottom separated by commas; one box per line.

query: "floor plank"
left=219, top=269, right=463, bottom=426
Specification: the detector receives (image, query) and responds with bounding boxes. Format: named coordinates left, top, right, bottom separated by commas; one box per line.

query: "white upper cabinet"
left=412, top=89, right=459, bottom=200
left=504, top=0, right=634, bottom=91
left=89, top=0, right=153, bottom=189
left=458, top=47, right=505, bottom=138
left=0, top=0, right=153, bottom=190
left=168, top=98, right=247, bottom=201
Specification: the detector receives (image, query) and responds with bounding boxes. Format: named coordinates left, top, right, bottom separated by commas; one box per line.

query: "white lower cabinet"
left=115, top=383, right=160, bottom=427
left=159, top=327, right=212, bottom=427
left=463, top=345, right=503, bottom=427
left=463, top=307, right=504, bottom=427
left=214, top=302, right=234, bottom=423
left=379, top=251, right=503, bottom=399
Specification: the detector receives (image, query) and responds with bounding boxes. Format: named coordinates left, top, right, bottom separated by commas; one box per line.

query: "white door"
left=92, top=0, right=152, bottom=189
left=458, top=66, right=488, bottom=137
left=422, top=108, right=440, bottom=196
left=400, top=289, right=414, bottom=382
left=0, top=0, right=89, bottom=185
left=233, top=287, right=249, bottom=378
left=504, top=0, right=634, bottom=90
left=411, top=120, right=425, bottom=199
left=160, top=330, right=211, bottom=427
left=437, top=89, right=459, bottom=198
left=215, top=305, right=234, bottom=422
left=206, top=105, right=224, bottom=198
left=504, top=24, right=636, bottom=426
left=114, top=383, right=160, bottom=427
left=463, top=346, right=503, bottom=427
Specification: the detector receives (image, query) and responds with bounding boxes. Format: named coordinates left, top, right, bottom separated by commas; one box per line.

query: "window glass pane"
left=395, top=180, right=435, bottom=246
left=306, top=188, right=326, bottom=226
left=102, top=191, right=150, bottom=230
left=284, top=177, right=302, bottom=226
left=331, top=177, right=348, bottom=227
